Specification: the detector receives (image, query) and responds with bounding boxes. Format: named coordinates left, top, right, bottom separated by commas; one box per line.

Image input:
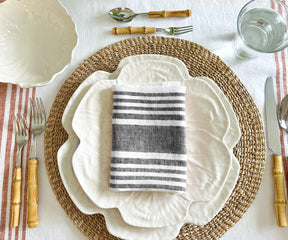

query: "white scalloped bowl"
left=0, top=0, right=78, bottom=87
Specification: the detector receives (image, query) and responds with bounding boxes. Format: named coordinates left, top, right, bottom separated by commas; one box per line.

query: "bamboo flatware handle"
left=113, top=27, right=155, bottom=35
left=10, top=168, right=21, bottom=227
left=273, top=155, right=288, bottom=227
left=148, top=9, right=191, bottom=18
left=27, top=159, right=39, bottom=228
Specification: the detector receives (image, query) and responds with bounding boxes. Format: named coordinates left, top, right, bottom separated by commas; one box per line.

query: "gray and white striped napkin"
left=109, top=83, right=187, bottom=194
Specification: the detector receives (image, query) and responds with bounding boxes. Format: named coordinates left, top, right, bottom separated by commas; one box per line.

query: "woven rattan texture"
left=44, top=36, right=266, bottom=240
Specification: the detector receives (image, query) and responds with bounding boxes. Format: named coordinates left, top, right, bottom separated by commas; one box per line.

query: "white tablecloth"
left=1, top=0, right=288, bottom=239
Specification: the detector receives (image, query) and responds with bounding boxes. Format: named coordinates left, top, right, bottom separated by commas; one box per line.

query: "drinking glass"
left=233, top=0, right=288, bottom=59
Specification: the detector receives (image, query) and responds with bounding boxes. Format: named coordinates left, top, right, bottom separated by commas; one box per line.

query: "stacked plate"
left=57, top=54, right=241, bottom=240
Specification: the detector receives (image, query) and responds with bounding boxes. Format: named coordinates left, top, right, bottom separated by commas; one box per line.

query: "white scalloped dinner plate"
left=57, top=55, right=241, bottom=239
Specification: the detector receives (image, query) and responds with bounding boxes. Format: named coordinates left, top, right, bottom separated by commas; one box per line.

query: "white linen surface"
left=1, top=0, right=288, bottom=240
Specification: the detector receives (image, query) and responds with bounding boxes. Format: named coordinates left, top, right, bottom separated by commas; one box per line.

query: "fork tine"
left=174, top=26, right=193, bottom=32
left=30, top=97, right=36, bottom=121
left=17, top=114, right=25, bottom=136
left=174, top=29, right=194, bottom=35
left=22, top=115, right=28, bottom=130
left=21, top=114, right=28, bottom=136
left=36, top=98, right=40, bottom=122
left=14, top=115, right=19, bottom=135
left=39, top=98, right=46, bottom=122
left=174, top=25, right=193, bottom=30
left=171, top=25, right=193, bottom=35
left=17, top=114, right=24, bottom=135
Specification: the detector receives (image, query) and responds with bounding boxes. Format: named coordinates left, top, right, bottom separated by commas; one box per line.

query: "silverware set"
left=10, top=97, right=46, bottom=228
left=109, top=7, right=193, bottom=36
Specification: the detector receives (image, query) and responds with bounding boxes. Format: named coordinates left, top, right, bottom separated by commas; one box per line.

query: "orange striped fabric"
left=0, top=84, right=35, bottom=240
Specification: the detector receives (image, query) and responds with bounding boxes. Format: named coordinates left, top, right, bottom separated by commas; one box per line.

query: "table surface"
left=1, top=0, right=288, bottom=239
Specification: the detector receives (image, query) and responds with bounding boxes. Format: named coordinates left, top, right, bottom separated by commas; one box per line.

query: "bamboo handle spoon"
left=109, top=7, right=191, bottom=22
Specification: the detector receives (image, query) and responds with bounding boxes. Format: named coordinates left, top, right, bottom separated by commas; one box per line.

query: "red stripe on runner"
left=22, top=88, right=35, bottom=240
left=275, top=48, right=288, bottom=195
left=275, top=52, right=281, bottom=102
left=281, top=48, right=288, bottom=168
left=8, top=88, right=23, bottom=240
left=0, top=83, right=8, bottom=240
left=0, top=84, right=17, bottom=240
left=281, top=44, right=288, bottom=198
left=18, top=89, right=30, bottom=240
left=0, top=84, right=8, bottom=156
left=279, top=0, right=288, bottom=198
left=8, top=88, right=25, bottom=240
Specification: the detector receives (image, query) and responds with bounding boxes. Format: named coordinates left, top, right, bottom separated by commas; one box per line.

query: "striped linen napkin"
left=109, top=83, right=187, bottom=194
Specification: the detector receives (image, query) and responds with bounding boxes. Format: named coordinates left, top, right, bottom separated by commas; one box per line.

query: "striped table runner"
left=0, top=84, right=35, bottom=240
left=109, top=83, right=188, bottom=194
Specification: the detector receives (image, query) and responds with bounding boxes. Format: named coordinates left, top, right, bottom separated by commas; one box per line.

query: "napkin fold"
left=109, top=83, right=187, bottom=194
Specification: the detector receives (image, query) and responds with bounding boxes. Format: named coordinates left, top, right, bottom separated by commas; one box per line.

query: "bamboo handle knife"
left=27, top=159, right=39, bottom=228
left=273, top=155, right=288, bottom=227
left=265, top=76, right=288, bottom=227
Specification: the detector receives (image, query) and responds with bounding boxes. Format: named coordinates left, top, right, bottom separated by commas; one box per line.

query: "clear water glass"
left=233, top=0, right=288, bottom=59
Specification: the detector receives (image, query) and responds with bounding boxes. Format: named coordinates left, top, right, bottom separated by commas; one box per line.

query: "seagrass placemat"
left=44, top=36, right=266, bottom=240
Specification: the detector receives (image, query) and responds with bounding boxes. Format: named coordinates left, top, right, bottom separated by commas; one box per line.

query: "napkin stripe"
left=110, top=167, right=186, bottom=174
left=110, top=171, right=187, bottom=179
left=113, top=106, right=185, bottom=111
left=109, top=184, right=186, bottom=192
left=111, top=157, right=187, bottom=166
left=113, top=99, right=185, bottom=104
left=111, top=151, right=187, bottom=160
left=113, top=91, right=185, bottom=97
left=110, top=178, right=186, bottom=186
left=110, top=164, right=187, bottom=172
left=113, top=102, right=185, bottom=108
left=112, top=125, right=186, bottom=154
left=112, top=109, right=185, bottom=115
left=112, top=113, right=184, bottom=120
left=113, top=95, right=185, bottom=101
left=112, top=119, right=186, bottom=126
left=110, top=175, right=187, bottom=182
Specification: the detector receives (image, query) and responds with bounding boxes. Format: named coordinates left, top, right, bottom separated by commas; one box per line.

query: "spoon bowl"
left=109, top=7, right=147, bottom=22
left=278, top=94, right=288, bottom=130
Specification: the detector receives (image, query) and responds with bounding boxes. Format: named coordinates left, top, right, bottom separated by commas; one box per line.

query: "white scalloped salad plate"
left=71, top=61, right=232, bottom=228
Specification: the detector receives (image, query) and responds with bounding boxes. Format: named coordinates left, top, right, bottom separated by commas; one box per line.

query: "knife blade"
left=265, top=76, right=288, bottom=227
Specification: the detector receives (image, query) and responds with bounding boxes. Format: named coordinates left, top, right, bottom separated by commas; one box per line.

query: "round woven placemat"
left=44, top=36, right=266, bottom=240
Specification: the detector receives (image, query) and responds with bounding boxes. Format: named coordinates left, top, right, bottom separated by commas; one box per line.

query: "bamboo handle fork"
left=27, top=97, right=46, bottom=228
left=10, top=114, right=29, bottom=227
